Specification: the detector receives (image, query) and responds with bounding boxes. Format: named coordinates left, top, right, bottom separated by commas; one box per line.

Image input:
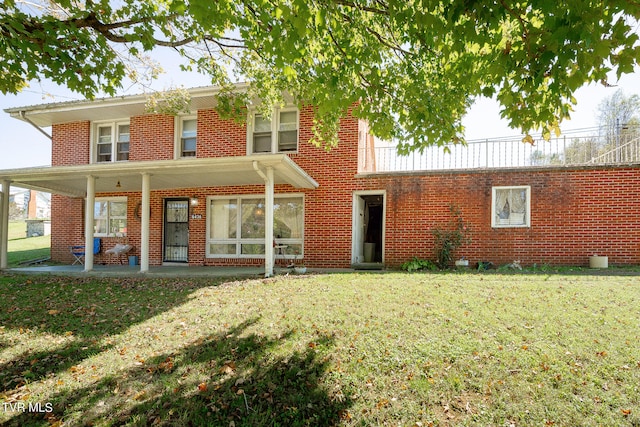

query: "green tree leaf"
left=2, top=0, right=639, bottom=151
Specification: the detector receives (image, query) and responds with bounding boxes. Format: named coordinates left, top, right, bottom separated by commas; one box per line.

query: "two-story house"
left=1, top=84, right=640, bottom=274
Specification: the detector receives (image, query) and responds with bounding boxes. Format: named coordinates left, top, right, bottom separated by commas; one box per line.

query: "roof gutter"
left=20, top=111, right=52, bottom=140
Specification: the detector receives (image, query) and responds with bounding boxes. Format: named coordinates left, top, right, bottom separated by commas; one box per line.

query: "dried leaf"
left=220, top=361, right=236, bottom=374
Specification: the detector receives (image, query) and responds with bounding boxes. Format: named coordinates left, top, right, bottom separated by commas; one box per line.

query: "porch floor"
left=3, top=264, right=357, bottom=278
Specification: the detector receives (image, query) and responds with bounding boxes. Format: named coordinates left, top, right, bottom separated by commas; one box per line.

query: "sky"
left=1, top=52, right=639, bottom=171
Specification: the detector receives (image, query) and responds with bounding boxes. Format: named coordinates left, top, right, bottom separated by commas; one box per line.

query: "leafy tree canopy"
left=2, top=0, right=639, bottom=151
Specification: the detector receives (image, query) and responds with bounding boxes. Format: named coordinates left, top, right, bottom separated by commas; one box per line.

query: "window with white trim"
left=94, top=197, right=127, bottom=236
left=95, top=121, right=130, bottom=162
left=177, top=117, right=197, bottom=158
left=249, top=109, right=299, bottom=154
left=492, top=186, right=531, bottom=228
left=207, top=194, right=304, bottom=257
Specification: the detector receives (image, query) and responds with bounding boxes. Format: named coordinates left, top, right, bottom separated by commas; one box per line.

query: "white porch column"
left=253, top=161, right=275, bottom=277
left=84, top=175, right=96, bottom=271
left=264, top=166, right=275, bottom=278
left=140, top=173, right=151, bottom=273
left=0, top=180, right=10, bottom=269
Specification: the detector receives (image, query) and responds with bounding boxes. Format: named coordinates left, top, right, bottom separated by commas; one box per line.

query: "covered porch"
left=0, top=154, right=318, bottom=277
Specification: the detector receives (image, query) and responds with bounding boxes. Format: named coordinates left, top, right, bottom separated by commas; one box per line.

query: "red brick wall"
left=48, top=103, right=640, bottom=269
left=50, top=195, right=84, bottom=263
left=52, top=122, right=90, bottom=166
left=131, top=115, right=174, bottom=161
left=197, top=109, right=247, bottom=157
left=356, top=167, right=640, bottom=268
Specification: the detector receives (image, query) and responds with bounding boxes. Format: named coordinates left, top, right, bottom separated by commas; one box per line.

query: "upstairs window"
left=95, top=121, right=130, bottom=163
left=492, top=186, right=531, bottom=228
left=178, top=117, right=197, bottom=158
left=253, top=115, right=272, bottom=153
left=249, top=109, right=299, bottom=154
left=116, top=124, right=130, bottom=161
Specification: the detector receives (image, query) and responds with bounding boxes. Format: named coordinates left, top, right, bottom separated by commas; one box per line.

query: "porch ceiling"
left=0, top=154, right=318, bottom=197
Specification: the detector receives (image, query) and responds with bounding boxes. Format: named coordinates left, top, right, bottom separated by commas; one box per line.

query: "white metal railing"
left=358, top=128, right=640, bottom=173
left=589, top=136, right=640, bottom=164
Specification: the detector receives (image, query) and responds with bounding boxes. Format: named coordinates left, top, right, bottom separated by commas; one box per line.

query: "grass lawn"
left=0, top=271, right=639, bottom=426
left=7, top=221, right=50, bottom=267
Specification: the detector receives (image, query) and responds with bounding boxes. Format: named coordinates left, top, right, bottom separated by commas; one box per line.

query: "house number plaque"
left=190, top=214, right=202, bottom=219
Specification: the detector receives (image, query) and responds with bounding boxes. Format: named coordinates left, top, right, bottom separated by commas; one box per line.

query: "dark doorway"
left=361, top=194, right=384, bottom=263
left=163, top=198, right=189, bottom=263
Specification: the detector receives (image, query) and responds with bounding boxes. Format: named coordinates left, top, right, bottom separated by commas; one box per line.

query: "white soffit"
left=0, top=155, right=318, bottom=197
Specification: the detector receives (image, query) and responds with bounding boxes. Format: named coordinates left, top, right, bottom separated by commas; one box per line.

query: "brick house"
left=1, top=85, right=640, bottom=274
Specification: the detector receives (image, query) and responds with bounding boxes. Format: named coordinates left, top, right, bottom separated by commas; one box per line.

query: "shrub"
left=401, top=257, right=437, bottom=272
left=432, top=205, right=471, bottom=269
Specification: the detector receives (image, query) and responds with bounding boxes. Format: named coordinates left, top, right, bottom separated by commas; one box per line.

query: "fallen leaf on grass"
left=338, top=410, right=352, bottom=420
left=220, top=361, right=236, bottom=374
left=376, top=398, right=390, bottom=409
left=70, top=365, right=85, bottom=374
left=157, top=357, right=174, bottom=373
left=48, top=310, right=60, bottom=315
left=198, top=382, right=208, bottom=392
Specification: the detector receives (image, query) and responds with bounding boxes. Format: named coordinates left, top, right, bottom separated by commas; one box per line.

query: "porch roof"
left=0, top=154, right=318, bottom=197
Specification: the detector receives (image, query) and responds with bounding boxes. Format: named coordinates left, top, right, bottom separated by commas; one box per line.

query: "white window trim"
left=94, top=196, right=128, bottom=237
left=206, top=193, right=305, bottom=258
left=246, top=108, right=299, bottom=155
left=91, top=120, right=130, bottom=164
left=174, top=115, right=197, bottom=159
left=491, top=185, right=531, bottom=228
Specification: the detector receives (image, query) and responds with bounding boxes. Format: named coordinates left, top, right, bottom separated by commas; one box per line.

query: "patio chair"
left=105, top=243, right=133, bottom=264
left=70, top=237, right=101, bottom=265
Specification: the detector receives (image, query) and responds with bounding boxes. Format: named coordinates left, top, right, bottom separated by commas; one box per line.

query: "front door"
left=164, top=199, right=189, bottom=263
left=352, top=191, right=385, bottom=265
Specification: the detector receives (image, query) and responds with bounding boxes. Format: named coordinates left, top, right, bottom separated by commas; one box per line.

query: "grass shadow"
left=5, top=319, right=351, bottom=426
left=0, top=274, right=240, bottom=402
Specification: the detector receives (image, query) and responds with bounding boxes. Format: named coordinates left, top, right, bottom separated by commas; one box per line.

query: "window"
left=207, top=195, right=304, bottom=257
left=249, top=109, right=299, bottom=154
left=95, top=122, right=130, bottom=162
left=492, top=186, right=531, bottom=228
left=116, top=124, right=130, bottom=161
left=178, top=117, right=197, bottom=158
left=94, top=197, right=127, bottom=236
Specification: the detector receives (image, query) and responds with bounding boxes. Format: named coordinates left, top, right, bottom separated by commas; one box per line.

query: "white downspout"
left=0, top=180, right=10, bottom=269
left=84, top=175, right=96, bottom=271
left=19, top=111, right=52, bottom=140
left=253, top=161, right=274, bottom=277
left=140, top=173, right=151, bottom=273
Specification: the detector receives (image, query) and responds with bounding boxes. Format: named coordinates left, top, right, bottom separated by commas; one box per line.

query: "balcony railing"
left=358, top=127, right=640, bottom=173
